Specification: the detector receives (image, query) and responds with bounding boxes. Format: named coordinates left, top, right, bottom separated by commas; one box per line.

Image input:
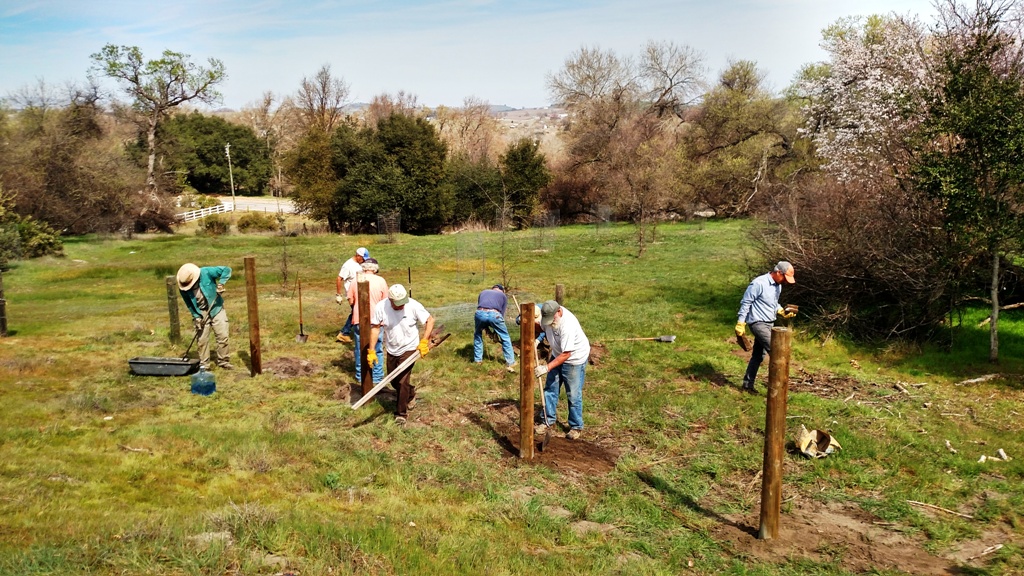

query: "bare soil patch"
left=264, top=357, right=322, bottom=378
left=711, top=500, right=966, bottom=574
left=470, top=399, right=619, bottom=475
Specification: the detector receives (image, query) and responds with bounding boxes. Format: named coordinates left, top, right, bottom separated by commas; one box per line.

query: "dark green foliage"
left=444, top=155, right=503, bottom=225
left=286, top=130, right=340, bottom=229
left=236, top=212, right=280, bottom=233
left=359, top=113, right=450, bottom=234
left=0, top=190, right=64, bottom=269
left=156, top=112, right=272, bottom=196
left=290, top=113, right=451, bottom=234
left=500, top=138, right=551, bottom=227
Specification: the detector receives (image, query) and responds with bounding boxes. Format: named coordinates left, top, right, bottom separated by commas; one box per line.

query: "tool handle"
left=352, top=350, right=421, bottom=409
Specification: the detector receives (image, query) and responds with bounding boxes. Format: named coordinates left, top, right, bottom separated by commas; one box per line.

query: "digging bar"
left=533, top=338, right=551, bottom=452
left=351, top=333, right=450, bottom=410
left=610, top=335, right=676, bottom=343
left=295, top=276, right=308, bottom=343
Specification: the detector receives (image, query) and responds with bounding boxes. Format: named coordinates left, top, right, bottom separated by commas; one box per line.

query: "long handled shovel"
left=534, top=337, right=551, bottom=452
left=295, top=276, right=308, bottom=343
left=537, top=374, right=551, bottom=451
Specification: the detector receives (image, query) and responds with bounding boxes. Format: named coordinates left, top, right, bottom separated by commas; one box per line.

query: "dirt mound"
left=264, top=357, right=322, bottom=378
left=711, top=500, right=961, bottom=574
left=588, top=342, right=609, bottom=367
left=470, top=399, right=619, bottom=475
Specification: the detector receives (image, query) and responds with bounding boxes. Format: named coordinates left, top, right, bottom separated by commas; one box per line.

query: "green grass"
left=0, top=220, right=1021, bottom=574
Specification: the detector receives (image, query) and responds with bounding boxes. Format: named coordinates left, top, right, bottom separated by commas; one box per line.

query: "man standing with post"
left=735, top=261, right=797, bottom=393
left=348, top=258, right=387, bottom=384
left=369, top=284, right=434, bottom=425
left=473, top=284, right=516, bottom=372
left=336, top=247, right=369, bottom=343
left=176, top=263, right=234, bottom=370
left=534, top=300, right=590, bottom=440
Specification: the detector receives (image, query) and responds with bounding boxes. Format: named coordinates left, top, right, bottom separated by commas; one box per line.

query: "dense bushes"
left=236, top=212, right=281, bottom=233
left=196, top=215, right=230, bottom=237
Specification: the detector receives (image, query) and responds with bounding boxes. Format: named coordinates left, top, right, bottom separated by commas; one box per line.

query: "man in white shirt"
left=335, top=247, right=369, bottom=343
left=533, top=300, right=590, bottom=440
left=368, top=284, right=434, bottom=425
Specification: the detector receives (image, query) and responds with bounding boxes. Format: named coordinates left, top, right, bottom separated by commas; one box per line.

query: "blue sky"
left=2, top=0, right=936, bottom=110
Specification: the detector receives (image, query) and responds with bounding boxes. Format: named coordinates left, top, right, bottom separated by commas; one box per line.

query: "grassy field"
left=0, top=220, right=1022, bottom=575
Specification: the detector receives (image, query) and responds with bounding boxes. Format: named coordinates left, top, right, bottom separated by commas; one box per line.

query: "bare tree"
left=295, top=64, right=350, bottom=133
left=364, top=90, right=420, bottom=127
left=434, top=97, right=500, bottom=163
left=548, top=42, right=704, bottom=255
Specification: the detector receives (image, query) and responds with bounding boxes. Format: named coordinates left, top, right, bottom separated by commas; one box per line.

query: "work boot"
left=217, top=362, right=235, bottom=370
left=534, top=423, right=548, bottom=436
left=336, top=333, right=353, bottom=344
left=506, top=363, right=516, bottom=373
left=395, top=416, right=407, bottom=426
left=566, top=429, right=582, bottom=441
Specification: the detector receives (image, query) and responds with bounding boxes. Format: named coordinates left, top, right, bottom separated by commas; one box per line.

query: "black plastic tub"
left=128, top=357, right=200, bottom=377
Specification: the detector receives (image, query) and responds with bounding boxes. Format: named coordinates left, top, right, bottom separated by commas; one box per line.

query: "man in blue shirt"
left=735, top=261, right=797, bottom=392
left=473, top=285, right=516, bottom=372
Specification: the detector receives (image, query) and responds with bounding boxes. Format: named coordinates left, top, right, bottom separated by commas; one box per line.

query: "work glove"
left=417, top=339, right=430, bottom=357
left=534, top=364, right=549, bottom=378
left=367, top=350, right=378, bottom=366
left=216, top=283, right=226, bottom=294
left=734, top=321, right=746, bottom=337
left=335, top=294, right=344, bottom=305
left=193, top=317, right=204, bottom=332
left=777, top=306, right=796, bottom=319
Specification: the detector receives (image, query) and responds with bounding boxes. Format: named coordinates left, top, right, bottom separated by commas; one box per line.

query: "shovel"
left=533, top=337, right=551, bottom=452
left=537, top=374, right=551, bottom=451
left=610, top=335, right=676, bottom=343
left=295, top=276, right=308, bottom=343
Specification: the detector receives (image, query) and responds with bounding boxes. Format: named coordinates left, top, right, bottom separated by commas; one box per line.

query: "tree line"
left=2, top=0, right=1023, bottom=359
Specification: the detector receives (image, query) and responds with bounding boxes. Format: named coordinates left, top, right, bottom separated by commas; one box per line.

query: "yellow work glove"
left=734, top=321, right=746, bottom=337
left=417, top=339, right=430, bottom=357
left=366, top=350, right=378, bottom=365
left=777, top=306, right=797, bottom=319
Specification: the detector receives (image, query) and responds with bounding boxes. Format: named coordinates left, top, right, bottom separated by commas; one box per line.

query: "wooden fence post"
left=758, top=326, right=791, bottom=540
left=519, top=302, right=536, bottom=459
left=166, top=276, right=181, bottom=344
left=555, top=284, right=564, bottom=305
left=244, top=257, right=262, bottom=376
left=358, top=275, right=372, bottom=395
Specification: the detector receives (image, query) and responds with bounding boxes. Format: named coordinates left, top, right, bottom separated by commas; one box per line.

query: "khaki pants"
left=198, top=309, right=230, bottom=367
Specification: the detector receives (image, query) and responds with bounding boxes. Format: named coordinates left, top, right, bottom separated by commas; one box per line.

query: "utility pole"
left=225, top=143, right=236, bottom=211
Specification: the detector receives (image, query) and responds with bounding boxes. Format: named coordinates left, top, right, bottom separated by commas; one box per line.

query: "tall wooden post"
left=165, top=276, right=181, bottom=344
left=358, top=275, right=372, bottom=395
left=554, top=284, right=564, bottom=305
left=0, top=271, right=7, bottom=337
left=244, top=257, right=262, bottom=376
left=519, top=302, right=536, bottom=459
left=759, top=326, right=791, bottom=540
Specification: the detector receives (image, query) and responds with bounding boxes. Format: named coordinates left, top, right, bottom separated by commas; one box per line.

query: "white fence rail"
left=177, top=202, right=234, bottom=222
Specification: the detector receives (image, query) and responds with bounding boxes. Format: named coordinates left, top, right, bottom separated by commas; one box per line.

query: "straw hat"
left=177, top=263, right=200, bottom=290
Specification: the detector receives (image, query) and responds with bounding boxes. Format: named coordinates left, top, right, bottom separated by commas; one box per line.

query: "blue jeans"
left=340, top=311, right=353, bottom=336
left=743, top=321, right=773, bottom=388
left=543, top=361, right=586, bottom=430
left=353, top=330, right=384, bottom=383
left=473, top=310, right=515, bottom=365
